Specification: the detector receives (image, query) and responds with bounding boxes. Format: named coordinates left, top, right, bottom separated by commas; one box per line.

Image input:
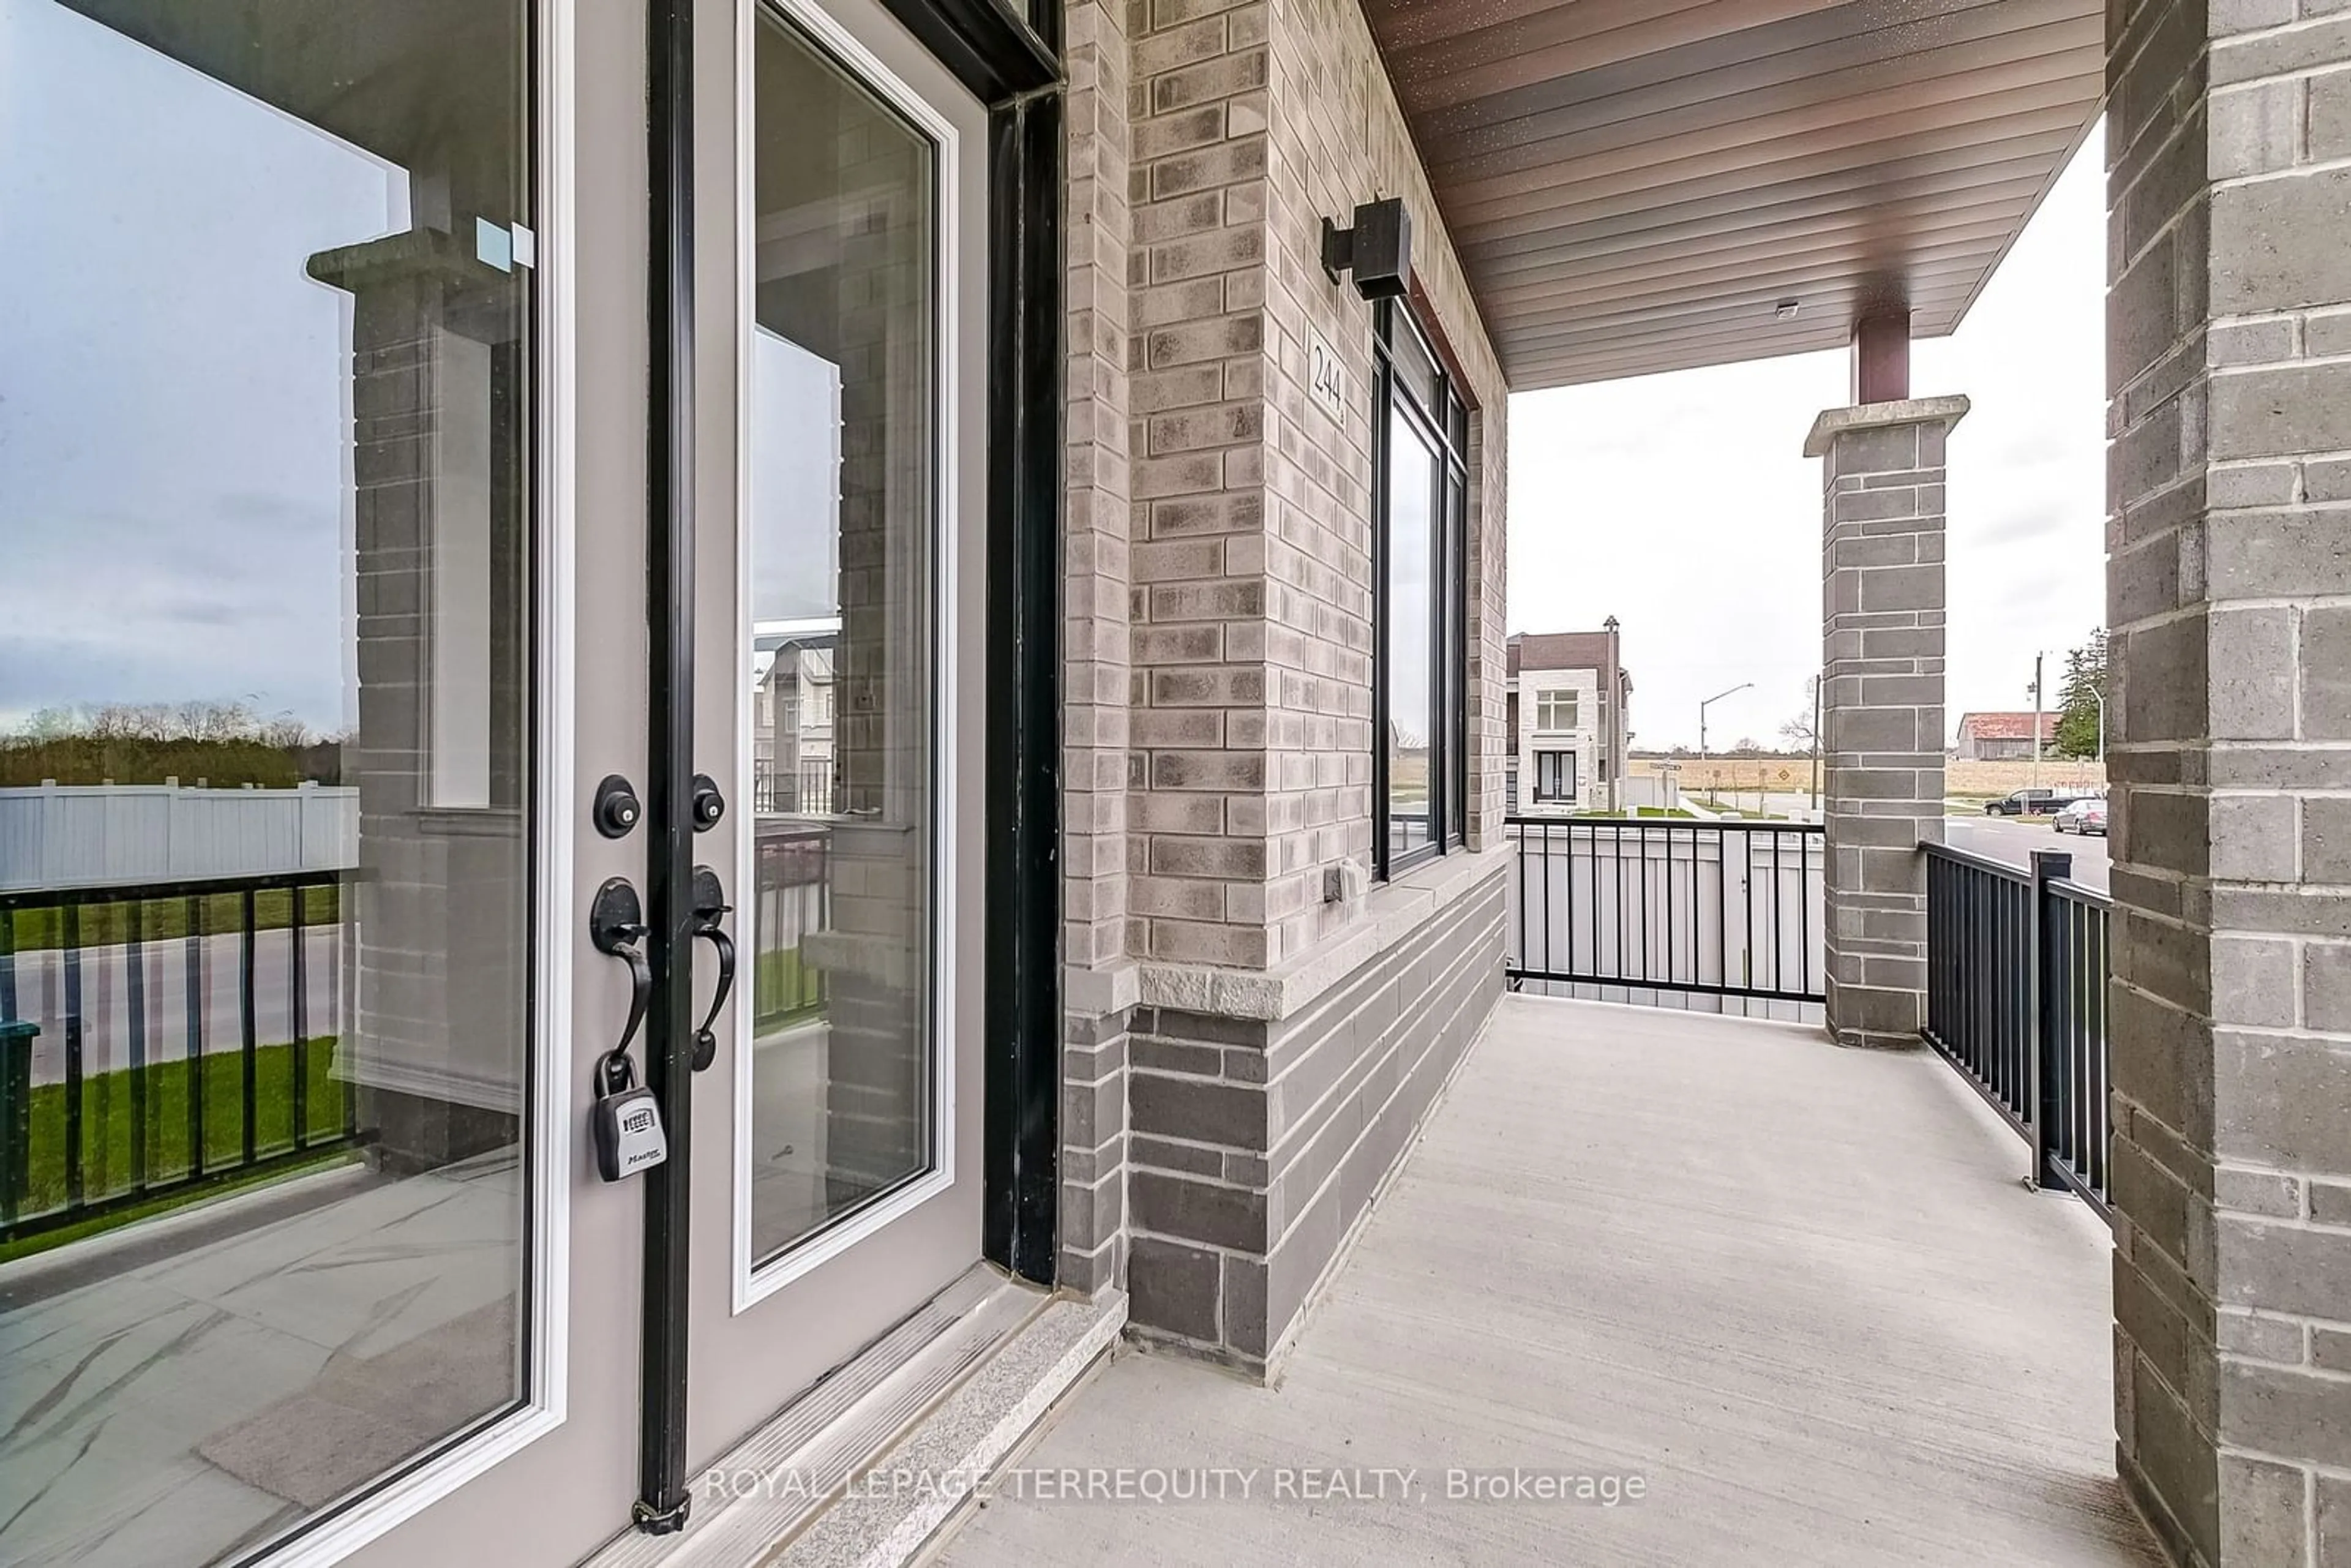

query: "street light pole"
left=1810, top=673, right=1823, bottom=811
left=1698, top=681, right=1753, bottom=803
left=2030, top=653, right=2045, bottom=792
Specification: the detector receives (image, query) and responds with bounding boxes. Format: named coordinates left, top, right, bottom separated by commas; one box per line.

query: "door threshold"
left=581, top=1267, right=1125, bottom=1568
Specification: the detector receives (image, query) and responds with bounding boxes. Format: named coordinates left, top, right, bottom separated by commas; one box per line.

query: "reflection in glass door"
left=740, top=6, right=942, bottom=1275
left=0, top=2, right=539, bottom=1562
left=1384, top=408, right=1439, bottom=866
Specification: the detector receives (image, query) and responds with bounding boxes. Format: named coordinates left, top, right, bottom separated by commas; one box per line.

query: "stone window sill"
left=1131, top=843, right=1512, bottom=1023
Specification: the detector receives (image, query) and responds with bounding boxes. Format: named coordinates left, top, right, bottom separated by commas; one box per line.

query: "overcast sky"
left=1, top=1, right=842, bottom=738
left=1505, top=131, right=2107, bottom=752
left=0, top=0, right=397, bottom=734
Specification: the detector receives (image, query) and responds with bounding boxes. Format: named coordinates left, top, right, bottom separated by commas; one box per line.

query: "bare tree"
left=1779, top=675, right=1820, bottom=752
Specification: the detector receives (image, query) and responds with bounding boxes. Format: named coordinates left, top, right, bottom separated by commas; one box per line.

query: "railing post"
left=0, top=1019, right=35, bottom=1229
left=2028, top=848, right=2071, bottom=1190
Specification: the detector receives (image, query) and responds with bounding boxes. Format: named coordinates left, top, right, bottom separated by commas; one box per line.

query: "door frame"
left=629, top=0, right=1066, bottom=1532
left=967, top=4, right=1067, bottom=1293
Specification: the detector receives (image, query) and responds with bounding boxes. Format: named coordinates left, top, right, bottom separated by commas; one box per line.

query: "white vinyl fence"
left=0, top=783, right=358, bottom=892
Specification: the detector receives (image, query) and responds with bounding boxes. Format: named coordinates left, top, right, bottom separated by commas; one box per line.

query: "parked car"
left=1985, top=787, right=2063, bottom=816
left=2053, top=797, right=2108, bottom=836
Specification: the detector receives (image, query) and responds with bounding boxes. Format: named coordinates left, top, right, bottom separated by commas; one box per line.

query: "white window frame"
left=730, top=0, right=961, bottom=1313
left=265, top=0, right=575, bottom=1559
left=1535, top=689, right=1578, bottom=733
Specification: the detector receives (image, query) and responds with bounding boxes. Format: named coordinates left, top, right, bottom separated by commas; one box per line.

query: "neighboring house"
left=1506, top=627, right=1631, bottom=815
left=752, top=620, right=839, bottom=816
left=1955, top=710, right=2059, bottom=760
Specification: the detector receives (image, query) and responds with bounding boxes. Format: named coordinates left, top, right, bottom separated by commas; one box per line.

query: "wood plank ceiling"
left=1362, top=0, right=2106, bottom=389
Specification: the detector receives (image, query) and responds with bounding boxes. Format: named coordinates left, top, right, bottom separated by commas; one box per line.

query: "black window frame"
left=1532, top=748, right=1578, bottom=804
left=1370, top=296, right=1470, bottom=881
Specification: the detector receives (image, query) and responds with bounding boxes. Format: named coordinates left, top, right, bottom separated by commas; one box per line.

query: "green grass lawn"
left=2, top=1037, right=351, bottom=1263
left=754, top=947, right=824, bottom=1027
left=8, top=884, right=341, bottom=954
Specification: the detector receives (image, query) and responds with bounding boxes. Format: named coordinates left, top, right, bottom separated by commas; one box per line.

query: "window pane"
left=747, top=13, right=937, bottom=1266
left=0, top=3, right=533, bottom=1562
left=1385, top=407, right=1438, bottom=866
left=1387, top=311, right=1444, bottom=416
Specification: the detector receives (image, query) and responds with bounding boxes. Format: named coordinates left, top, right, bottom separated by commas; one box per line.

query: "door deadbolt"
left=593, top=775, right=643, bottom=839
left=689, top=773, right=726, bottom=831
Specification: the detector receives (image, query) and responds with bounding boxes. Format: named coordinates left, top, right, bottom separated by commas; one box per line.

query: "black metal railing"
left=1505, top=817, right=1825, bottom=1010
left=1924, top=844, right=2111, bottom=1218
left=752, top=822, right=829, bottom=1027
left=0, top=869, right=359, bottom=1247
left=752, top=764, right=835, bottom=817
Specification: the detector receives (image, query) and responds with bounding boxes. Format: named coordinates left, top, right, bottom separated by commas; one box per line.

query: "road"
left=3, top=928, right=342, bottom=1087
left=1942, top=814, right=2110, bottom=893
left=1684, top=789, right=1821, bottom=820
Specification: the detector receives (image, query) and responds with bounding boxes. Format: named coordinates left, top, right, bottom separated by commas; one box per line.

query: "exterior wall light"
left=1322, top=197, right=1412, bottom=299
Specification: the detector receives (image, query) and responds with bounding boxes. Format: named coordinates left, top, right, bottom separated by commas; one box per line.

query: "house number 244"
left=1308, top=327, right=1346, bottom=427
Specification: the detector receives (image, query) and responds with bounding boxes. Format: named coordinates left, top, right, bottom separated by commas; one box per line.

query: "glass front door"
left=0, top=0, right=991, bottom=1560
left=677, top=0, right=988, bottom=1458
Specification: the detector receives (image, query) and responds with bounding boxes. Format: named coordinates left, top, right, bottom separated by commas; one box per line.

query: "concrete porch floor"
left=940, top=994, right=2160, bottom=1566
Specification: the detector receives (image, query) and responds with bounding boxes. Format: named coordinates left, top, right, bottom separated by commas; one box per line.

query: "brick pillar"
left=1804, top=397, right=1966, bottom=1050
left=307, top=229, right=530, bottom=1172
left=808, top=101, right=930, bottom=1209
left=1059, top=0, right=1136, bottom=1297
left=2107, top=0, right=2351, bottom=1556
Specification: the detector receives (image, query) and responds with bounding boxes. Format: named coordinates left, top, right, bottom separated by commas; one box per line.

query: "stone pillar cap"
left=1803, top=394, right=1970, bottom=458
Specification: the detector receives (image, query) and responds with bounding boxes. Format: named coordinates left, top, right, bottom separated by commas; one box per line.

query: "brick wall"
left=1122, top=0, right=1507, bottom=978
left=1126, top=868, right=1503, bottom=1372
left=1057, top=0, right=1513, bottom=1360
left=2105, top=0, right=2351, bottom=1556
left=1259, top=0, right=1509, bottom=959
left=1125, top=0, right=1279, bottom=972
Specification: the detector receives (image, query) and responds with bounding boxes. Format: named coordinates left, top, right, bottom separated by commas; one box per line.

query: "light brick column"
left=2106, top=0, right=2351, bottom=1556
left=1804, top=397, right=1966, bottom=1050
left=1058, top=0, right=1136, bottom=1298
left=307, top=230, right=530, bottom=1172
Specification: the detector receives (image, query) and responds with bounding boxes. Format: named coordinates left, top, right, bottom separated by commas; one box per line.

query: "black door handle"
left=689, top=865, right=734, bottom=1073
left=590, top=877, right=654, bottom=1067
